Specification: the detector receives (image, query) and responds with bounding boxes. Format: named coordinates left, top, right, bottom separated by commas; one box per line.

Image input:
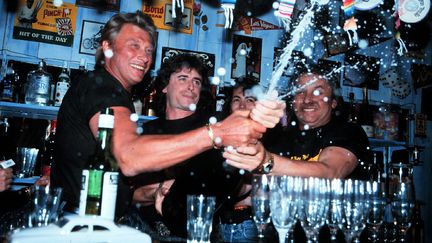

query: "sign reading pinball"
left=142, top=0, right=194, bottom=34
left=13, top=0, right=77, bottom=47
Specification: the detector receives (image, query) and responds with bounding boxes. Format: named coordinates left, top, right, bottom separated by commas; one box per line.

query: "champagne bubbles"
left=239, top=49, right=247, bottom=56
left=226, top=145, right=234, bottom=152
left=303, top=124, right=310, bottom=130
left=229, top=57, right=236, bottom=64
left=323, top=96, right=329, bottom=102
left=136, top=127, right=144, bottom=135
left=104, top=49, right=114, bottom=58
left=291, top=121, right=297, bottom=126
left=209, top=116, right=217, bottom=125
left=303, top=47, right=313, bottom=57
left=189, top=103, right=197, bottom=111
left=214, top=137, right=222, bottom=145
left=211, top=76, right=221, bottom=85
left=53, top=0, right=63, bottom=7
left=230, top=80, right=236, bottom=86
left=130, top=113, right=139, bottom=122
left=358, top=39, right=369, bottom=49
left=272, top=1, right=280, bottom=9
left=239, top=169, right=245, bottom=175
left=217, top=67, right=227, bottom=76
left=313, top=89, right=320, bottom=96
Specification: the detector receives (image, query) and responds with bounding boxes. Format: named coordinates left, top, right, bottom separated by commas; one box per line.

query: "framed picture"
left=161, top=47, right=215, bottom=76
left=231, top=34, right=262, bottom=80
left=76, top=0, right=120, bottom=11
left=343, top=53, right=380, bottom=90
left=79, top=20, right=104, bottom=56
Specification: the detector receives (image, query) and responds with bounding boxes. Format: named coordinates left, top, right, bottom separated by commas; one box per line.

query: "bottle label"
left=361, top=125, right=374, bottom=137
left=78, top=169, right=118, bottom=220
left=98, top=114, right=114, bottom=129
left=41, top=165, right=51, bottom=177
left=54, top=82, right=70, bottom=106
left=100, top=171, right=118, bottom=220
left=78, top=169, right=90, bottom=216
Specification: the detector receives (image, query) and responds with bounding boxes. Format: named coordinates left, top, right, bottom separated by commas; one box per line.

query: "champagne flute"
left=270, top=176, right=299, bottom=243
left=327, top=178, right=344, bottom=242
left=251, top=175, right=271, bottom=239
left=391, top=182, right=415, bottom=242
left=367, top=181, right=386, bottom=243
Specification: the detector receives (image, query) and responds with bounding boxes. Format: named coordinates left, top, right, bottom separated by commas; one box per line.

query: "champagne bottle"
left=215, top=82, right=226, bottom=116
left=143, top=89, right=156, bottom=116
left=40, top=119, right=56, bottom=177
left=79, top=108, right=118, bottom=219
left=54, top=61, right=71, bottom=107
left=359, top=87, right=374, bottom=137
left=347, top=92, right=358, bottom=124
left=25, top=60, right=53, bottom=106
left=0, top=61, right=18, bottom=102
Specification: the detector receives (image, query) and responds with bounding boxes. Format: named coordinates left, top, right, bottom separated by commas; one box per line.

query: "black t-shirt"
left=133, top=112, right=243, bottom=238
left=52, top=68, right=135, bottom=216
left=268, top=117, right=371, bottom=179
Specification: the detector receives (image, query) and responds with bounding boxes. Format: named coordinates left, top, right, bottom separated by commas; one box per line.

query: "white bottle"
left=54, top=61, right=71, bottom=106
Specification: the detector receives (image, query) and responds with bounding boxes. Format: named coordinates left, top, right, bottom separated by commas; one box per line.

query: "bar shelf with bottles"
left=0, top=59, right=157, bottom=123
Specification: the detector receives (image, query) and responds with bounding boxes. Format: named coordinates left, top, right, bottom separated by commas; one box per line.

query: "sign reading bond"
left=13, top=0, right=77, bottom=47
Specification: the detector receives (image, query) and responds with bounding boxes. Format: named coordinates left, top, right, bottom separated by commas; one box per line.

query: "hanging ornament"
left=343, top=16, right=359, bottom=46
left=221, top=0, right=236, bottom=29
left=395, top=31, right=408, bottom=56
left=274, top=0, right=297, bottom=31
left=172, top=0, right=184, bottom=19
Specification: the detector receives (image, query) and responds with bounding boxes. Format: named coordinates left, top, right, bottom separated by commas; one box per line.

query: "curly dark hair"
left=154, top=53, right=212, bottom=117
left=95, top=11, right=157, bottom=67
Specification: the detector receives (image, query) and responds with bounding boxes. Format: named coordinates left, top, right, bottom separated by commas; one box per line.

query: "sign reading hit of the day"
left=13, top=0, right=77, bottom=46
left=142, top=0, right=194, bottom=34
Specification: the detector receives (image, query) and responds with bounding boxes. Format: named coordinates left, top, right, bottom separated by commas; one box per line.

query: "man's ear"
left=102, top=40, right=111, bottom=52
left=162, top=86, right=168, bottom=94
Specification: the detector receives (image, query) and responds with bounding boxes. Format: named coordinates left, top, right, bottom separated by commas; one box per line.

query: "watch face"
left=263, top=162, right=274, bottom=174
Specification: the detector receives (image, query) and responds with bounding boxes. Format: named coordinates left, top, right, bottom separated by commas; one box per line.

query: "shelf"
left=0, top=101, right=156, bottom=123
left=369, top=138, right=407, bottom=149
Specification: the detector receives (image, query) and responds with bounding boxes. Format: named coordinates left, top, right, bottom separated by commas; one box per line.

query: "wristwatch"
left=256, top=153, right=274, bottom=174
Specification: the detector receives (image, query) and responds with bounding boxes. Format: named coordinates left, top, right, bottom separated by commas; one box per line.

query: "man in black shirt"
left=223, top=68, right=370, bottom=179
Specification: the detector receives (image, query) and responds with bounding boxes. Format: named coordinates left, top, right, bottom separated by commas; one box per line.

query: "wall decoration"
left=13, top=0, right=77, bottom=47
left=235, top=16, right=282, bottom=34
left=142, top=0, right=193, bottom=34
left=76, top=0, right=120, bottom=12
left=161, top=47, right=215, bottom=76
left=421, top=86, right=432, bottom=121
left=343, top=53, right=379, bottom=90
left=231, top=34, right=262, bottom=80
left=79, top=20, right=104, bottom=55
left=411, top=64, right=432, bottom=89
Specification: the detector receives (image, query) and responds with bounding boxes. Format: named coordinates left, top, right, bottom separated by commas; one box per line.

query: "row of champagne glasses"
left=251, top=175, right=415, bottom=243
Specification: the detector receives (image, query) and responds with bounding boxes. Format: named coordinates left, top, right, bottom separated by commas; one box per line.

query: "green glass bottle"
left=79, top=108, right=118, bottom=220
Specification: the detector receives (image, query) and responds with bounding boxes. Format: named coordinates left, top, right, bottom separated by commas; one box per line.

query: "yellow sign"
left=142, top=0, right=193, bottom=34
left=13, top=0, right=78, bottom=46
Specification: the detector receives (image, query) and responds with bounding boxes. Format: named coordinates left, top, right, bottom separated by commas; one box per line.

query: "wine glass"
left=300, top=177, right=330, bottom=243
left=327, top=178, right=344, bottom=242
left=269, top=176, right=299, bottom=243
left=366, top=181, right=386, bottom=243
left=341, top=179, right=368, bottom=243
left=391, top=182, right=415, bottom=242
left=251, top=174, right=271, bottom=239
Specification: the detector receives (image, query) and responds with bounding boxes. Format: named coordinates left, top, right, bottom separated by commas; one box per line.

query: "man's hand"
left=251, top=99, right=286, bottom=128
left=223, top=142, right=267, bottom=172
left=0, top=168, right=13, bottom=192
left=213, top=110, right=266, bottom=148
